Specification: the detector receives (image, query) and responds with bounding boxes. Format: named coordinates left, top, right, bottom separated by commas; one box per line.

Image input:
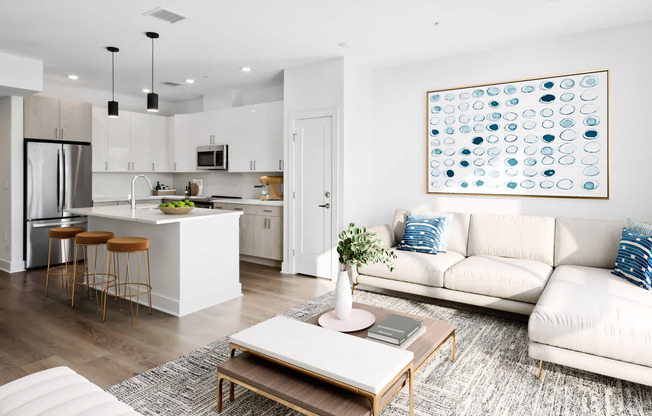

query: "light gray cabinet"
left=213, top=203, right=283, bottom=260
left=24, top=95, right=91, bottom=142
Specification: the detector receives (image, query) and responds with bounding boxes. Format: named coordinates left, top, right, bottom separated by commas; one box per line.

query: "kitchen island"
left=66, top=205, right=243, bottom=317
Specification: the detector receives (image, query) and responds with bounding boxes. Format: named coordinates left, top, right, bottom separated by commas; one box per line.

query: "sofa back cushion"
left=392, top=209, right=470, bottom=256
left=468, top=213, right=555, bottom=265
left=554, top=217, right=625, bottom=268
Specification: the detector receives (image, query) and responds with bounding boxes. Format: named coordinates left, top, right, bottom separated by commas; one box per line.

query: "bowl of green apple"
left=159, top=200, right=195, bottom=214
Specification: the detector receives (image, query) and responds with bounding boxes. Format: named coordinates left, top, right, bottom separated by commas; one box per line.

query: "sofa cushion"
left=393, top=209, right=470, bottom=256
left=444, top=255, right=553, bottom=303
left=396, top=215, right=445, bottom=254
left=529, top=265, right=652, bottom=368
left=467, top=213, right=555, bottom=266
left=358, top=249, right=464, bottom=288
left=0, top=366, right=142, bottom=415
left=554, top=216, right=624, bottom=268
left=612, top=228, right=652, bottom=290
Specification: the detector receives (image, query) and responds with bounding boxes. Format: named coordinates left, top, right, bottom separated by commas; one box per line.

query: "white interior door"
left=294, top=116, right=333, bottom=279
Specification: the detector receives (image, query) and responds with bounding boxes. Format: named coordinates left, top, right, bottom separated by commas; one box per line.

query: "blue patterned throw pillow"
left=612, top=228, right=652, bottom=290
left=627, top=218, right=652, bottom=237
left=397, top=215, right=445, bottom=254
left=409, top=212, right=454, bottom=252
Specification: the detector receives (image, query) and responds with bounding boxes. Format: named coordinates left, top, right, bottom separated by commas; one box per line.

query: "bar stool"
left=71, top=231, right=115, bottom=311
left=45, top=226, right=86, bottom=298
left=103, top=237, right=152, bottom=325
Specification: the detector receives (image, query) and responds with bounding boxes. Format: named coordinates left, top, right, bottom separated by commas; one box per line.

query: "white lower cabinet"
left=214, top=203, right=283, bottom=261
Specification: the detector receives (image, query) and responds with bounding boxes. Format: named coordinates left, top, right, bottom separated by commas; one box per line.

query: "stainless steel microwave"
left=197, top=145, right=228, bottom=170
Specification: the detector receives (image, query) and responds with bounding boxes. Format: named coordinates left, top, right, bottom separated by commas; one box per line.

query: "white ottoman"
left=0, top=366, right=141, bottom=416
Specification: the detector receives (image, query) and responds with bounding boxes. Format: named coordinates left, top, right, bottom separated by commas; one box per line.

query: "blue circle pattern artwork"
left=426, top=71, right=606, bottom=196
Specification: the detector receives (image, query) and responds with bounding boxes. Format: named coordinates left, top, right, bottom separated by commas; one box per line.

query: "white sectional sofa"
left=355, top=209, right=652, bottom=386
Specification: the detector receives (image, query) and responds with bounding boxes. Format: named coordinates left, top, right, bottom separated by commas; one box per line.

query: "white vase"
left=335, top=269, right=353, bottom=320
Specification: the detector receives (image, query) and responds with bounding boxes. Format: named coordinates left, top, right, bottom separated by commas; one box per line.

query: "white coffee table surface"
left=229, top=315, right=414, bottom=394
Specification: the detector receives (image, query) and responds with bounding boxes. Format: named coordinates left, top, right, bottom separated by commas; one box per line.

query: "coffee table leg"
left=452, top=331, right=456, bottom=362
left=217, top=374, right=223, bottom=413
left=409, top=364, right=414, bottom=416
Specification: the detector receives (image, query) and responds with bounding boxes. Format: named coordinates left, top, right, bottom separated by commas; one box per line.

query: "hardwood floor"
left=0, top=262, right=333, bottom=388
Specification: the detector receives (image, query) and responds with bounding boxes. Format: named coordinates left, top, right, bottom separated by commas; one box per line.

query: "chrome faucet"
left=130, top=175, right=154, bottom=210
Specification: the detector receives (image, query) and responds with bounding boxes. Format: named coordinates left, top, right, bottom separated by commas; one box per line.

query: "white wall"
left=368, top=20, right=652, bottom=227
left=0, top=96, right=24, bottom=272
left=342, top=61, right=375, bottom=226
left=0, top=52, right=42, bottom=96
left=203, top=85, right=283, bottom=111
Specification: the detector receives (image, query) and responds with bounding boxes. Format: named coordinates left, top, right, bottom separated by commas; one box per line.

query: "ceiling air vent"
left=162, top=81, right=183, bottom=87
left=143, top=7, right=186, bottom=24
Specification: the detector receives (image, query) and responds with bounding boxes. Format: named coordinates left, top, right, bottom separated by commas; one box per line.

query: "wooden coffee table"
left=217, top=303, right=455, bottom=416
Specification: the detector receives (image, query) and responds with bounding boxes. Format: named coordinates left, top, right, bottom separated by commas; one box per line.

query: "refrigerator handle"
left=56, top=150, right=61, bottom=212
left=61, top=148, right=67, bottom=211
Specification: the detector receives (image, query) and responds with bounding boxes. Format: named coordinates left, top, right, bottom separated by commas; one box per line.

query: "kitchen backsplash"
left=92, top=171, right=282, bottom=200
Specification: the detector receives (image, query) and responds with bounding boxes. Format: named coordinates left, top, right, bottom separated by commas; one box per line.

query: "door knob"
left=318, top=203, right=330, bottom=209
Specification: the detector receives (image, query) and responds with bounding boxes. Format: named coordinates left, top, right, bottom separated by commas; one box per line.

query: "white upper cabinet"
left=150, top=115, right=167, bottom=172
left=24, top=95, right=91, bottom=142
left=129, top=112, right=151, bottom=172
left=91, top=107, right=109, bottom=172
left=107, top=112, right=131, bottom=171
left=229, top=103, right=269, bottom=172
left=172, top=114, right=194, bottom=172
left=91, top=107, right=169, bottom=172
left=268, top=101, right=284, bottom=172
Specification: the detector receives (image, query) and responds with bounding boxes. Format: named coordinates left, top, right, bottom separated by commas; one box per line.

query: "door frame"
left=284, top=108, right=340, bottom=280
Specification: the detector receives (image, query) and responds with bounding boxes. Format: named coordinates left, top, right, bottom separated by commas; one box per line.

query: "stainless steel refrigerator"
left=24, top=139, right=92, bottom=269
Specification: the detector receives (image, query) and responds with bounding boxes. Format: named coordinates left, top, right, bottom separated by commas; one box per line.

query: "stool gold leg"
left=146, top=249, right=152, bottom=314
left=71, top=242, right=79, bottom=308
left=45, top=238, right=53, bottom=297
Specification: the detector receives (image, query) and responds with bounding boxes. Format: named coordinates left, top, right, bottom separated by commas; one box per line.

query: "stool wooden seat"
left=103, top=237, right=152, bottom=325
left=71, top=231, right=115, bottom=311
left=46, top=226, right=86, bottom=298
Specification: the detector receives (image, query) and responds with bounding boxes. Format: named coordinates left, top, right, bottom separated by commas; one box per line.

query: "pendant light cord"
left=151, top=37, right=155, bottom=92
left=111, top=51, right=115, bottom=101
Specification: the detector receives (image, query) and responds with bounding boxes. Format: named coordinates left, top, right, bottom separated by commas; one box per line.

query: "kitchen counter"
left=93, top=195, right=284, bottom=207
left=65, top=205, right=242, bottom=317
left=67, top=205, right=241, bottom=225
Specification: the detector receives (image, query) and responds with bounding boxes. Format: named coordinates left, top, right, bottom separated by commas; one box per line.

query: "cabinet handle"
left=215, top=206, right=224, bottom=209
left=249, top=161, right=252, bottom=170
left=105, top=161, right=108, bottom=171
left=55, top=128, right=58, bottom=139
left=279, top=160, right=282, bottom=170
left=128, top=161, right=130, bottom=170
left=263, top=209, right=272, bottom=213
left=175, top=162, right=177, bottom=171
left=234, top=208, right=244, bottom=211
left=61, top=128, right=64, bottom=139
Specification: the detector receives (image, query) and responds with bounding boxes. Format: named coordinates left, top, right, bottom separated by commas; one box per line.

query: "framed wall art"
left=426, top=70, right=609, bottom=198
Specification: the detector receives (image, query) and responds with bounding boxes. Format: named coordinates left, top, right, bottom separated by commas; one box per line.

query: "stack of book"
left=366, top=314, right=425, bottom=349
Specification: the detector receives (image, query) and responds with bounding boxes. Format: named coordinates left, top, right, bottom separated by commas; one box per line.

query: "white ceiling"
left=1, top=0, right=651, bottom=103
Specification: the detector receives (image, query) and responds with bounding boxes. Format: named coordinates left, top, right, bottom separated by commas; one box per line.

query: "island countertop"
left=66, top=205, right=242, bottom=225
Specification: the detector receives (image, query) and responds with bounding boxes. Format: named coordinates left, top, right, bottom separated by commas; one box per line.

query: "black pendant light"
left=146, top=32, right=159, bottom=112
left=107, top=46, right=119, bottom=118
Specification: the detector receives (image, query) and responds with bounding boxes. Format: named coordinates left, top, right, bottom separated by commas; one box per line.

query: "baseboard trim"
left=240, top=254, right=282, bottom=268
left=0, top=258, right=25, bottom=273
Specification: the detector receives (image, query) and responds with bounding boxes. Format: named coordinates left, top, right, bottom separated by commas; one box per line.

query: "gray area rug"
left=107, top=290, right=652, bottom=415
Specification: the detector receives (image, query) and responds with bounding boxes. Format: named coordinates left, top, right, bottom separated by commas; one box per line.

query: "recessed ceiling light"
left=432, top=21, right=440, bottom=27
left=241, top=66, right=252, bottom=72
left=68, top=74, right=79, bottom=80
left=142, top=88, right=151, bottom=93
left=185, top=79, right=195, bottom=84
left=338, top=41, right=351, bottom=48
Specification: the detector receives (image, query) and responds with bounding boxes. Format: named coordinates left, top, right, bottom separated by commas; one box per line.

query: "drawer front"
left=214, top=202, right=255, bottom=215
left=253, top=205, right=283, bottom=217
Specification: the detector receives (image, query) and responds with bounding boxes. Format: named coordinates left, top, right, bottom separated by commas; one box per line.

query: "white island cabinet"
left=66, top=206, right=242, bottom=317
